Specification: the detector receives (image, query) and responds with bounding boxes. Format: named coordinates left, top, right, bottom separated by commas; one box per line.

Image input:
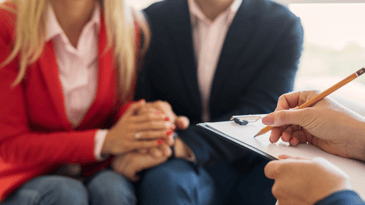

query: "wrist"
left=346, top=119, right=365, bottom=161
left=174, top=137, right=196, bottom=162
left=173, top=137, right=187, bottom=158
left=101, top=130, right=114, bottom=155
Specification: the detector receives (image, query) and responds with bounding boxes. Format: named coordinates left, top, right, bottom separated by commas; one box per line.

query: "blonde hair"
left=0, top=0, right=150, bottom=104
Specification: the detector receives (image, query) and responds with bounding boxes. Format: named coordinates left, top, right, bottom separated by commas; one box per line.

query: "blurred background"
left=2, top=0, right=364, bottom=113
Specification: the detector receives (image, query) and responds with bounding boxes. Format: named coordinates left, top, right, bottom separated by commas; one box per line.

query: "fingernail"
left=157, top=139, right=163, bottom=145
left=278, top=155, right=291, bottom=160
left=166, top=130, right=173, bottom=136
left=164, top=117, right=170, bottom=121
left=262, top=114, right=274, bottom=125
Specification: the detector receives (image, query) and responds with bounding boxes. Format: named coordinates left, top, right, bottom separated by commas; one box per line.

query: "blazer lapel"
left=78, top=14, right=115, bottom=128
left=210, top=0, right=257, bottom=106
left=38, top=42, right=73, bottom=130
left=167, top=0, right=202, bottom=112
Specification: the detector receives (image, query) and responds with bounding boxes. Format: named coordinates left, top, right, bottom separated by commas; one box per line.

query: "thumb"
left=262, top=109, right=309, bottom=127
left=124, top=99, right=146, bottom=117
left=175, top=116, right=190, bottom=130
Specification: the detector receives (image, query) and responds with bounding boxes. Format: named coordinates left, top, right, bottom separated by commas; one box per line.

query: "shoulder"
left=143, top=0, right=171, bottom=19
left=247, top=0, right=301, bottom=29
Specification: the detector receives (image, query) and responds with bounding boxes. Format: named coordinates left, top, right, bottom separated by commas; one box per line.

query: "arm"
left=0, top=55, right=98, bottom=165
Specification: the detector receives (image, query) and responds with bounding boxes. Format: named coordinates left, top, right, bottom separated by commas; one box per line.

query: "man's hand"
left=264, top=156, right=352, bottom=205
left=262, top=90, right=365, bottom=161
left=112, top=145, right=172, bottom=182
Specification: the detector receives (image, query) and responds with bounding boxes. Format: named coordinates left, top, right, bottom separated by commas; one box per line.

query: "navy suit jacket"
left=136, top=0, right=304, bottom=166
left=316, top=190, right=364, bottom=205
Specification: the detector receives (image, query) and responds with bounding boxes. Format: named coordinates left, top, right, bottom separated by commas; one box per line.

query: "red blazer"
left=0, top=6, right=140, bottom=201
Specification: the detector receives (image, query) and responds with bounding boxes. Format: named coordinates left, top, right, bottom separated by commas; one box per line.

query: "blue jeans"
left=1, top=170, right=136, bottom=205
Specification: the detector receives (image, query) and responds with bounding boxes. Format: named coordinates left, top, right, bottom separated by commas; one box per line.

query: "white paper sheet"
left=201, top=119, right=365, bottom=199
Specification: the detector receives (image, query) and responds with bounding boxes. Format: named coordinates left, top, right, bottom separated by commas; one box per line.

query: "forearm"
left=0, top=130, right=98, bottom=165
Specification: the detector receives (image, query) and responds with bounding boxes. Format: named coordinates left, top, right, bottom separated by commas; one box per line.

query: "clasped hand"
left=105, top=100, right=190, bottom=181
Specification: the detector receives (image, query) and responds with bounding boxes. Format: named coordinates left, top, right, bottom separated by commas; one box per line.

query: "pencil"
left=254, top=67, right=365, bottom=137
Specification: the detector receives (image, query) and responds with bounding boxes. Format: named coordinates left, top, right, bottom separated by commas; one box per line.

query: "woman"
left=0, top=0, right=174, bottom=204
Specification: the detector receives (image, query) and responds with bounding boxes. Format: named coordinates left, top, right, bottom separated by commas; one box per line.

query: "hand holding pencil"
left=257, top=70, right=365, bottom=161
left=255, top=67, right=365, bottom=137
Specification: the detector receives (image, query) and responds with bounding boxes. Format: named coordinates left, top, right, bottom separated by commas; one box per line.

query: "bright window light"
left=290, top=3, right=365, bottom=112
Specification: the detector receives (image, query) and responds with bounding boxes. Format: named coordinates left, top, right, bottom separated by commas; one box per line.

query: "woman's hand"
left=101, top=100, right=175, bottom=155
left=140, top=100, right=190, bottom=131
left=262, top=90, right=365, bottom=161
left=265, top=156, right=352, bottom=205
left=112, top=145, right=171, bottom=182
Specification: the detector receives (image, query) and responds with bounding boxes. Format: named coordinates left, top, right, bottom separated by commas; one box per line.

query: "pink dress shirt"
left=188, top=0, right=242, bottom=122
left=46, top=4, right=106, bottom=162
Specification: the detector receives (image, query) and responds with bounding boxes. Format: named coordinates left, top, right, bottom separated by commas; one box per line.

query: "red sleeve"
left=0, top=14, right=97, bottom=165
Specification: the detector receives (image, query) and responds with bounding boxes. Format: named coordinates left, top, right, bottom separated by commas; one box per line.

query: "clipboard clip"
left=230, top=115, right=262, bottom=126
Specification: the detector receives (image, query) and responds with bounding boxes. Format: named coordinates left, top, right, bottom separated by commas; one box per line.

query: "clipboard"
left=197, top=115, right=365, bottom=199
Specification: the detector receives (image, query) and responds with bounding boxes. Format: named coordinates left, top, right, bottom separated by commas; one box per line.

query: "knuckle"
left=277, top=111, right=287, bottom=124
left=271, top=184, right=281, bottom=199
left=146, top=113, right=154, bottom=121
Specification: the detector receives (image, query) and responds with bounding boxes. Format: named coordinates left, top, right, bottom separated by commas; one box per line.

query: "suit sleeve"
left=180, top=18, right=303, bottom=166
left=315, top=190, right=365, bottom=205
left=0, top=30, right=98, bottom=166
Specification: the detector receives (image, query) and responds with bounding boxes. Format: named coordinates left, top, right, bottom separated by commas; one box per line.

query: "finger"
left=132, top=121, right=174, bottom=131
left=278, top=155, right=309, bottom=160
left=138, top=149, right=148, bottom=154
left=275, top=92, right=302, bottom=111
left=134, top=154, right=169, bottom=173
left=175, top=116, right=190, bottom=130
left=133, top=130, right=172, bottom=140
left=264, top=160, right=280, bottom=179
left=130, top=112, right=170, bottom=123
left=270, top=127, right=283, bottom=143
left=131, top=139, right=162, bottom=150
left=270, top=126, right=288, bottom=143
left=123, top=100, right=146, bottom=118
left=149, top=147, right=163, bottom=158
left=263, top=109, right=310, bottom=128
left=159, top=143, right=172, bottom=157
left=164, top=133, right=175, bottom=146
left=281, top=125, right=294, bottom=143
left=291, top=130, right=308, bottom=145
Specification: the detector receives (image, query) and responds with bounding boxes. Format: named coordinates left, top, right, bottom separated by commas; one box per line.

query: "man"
left=135, top=0, right=304, bottom=204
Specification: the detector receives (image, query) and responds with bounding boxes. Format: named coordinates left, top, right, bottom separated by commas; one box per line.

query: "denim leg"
left=86, top=169, right=136, bottom=205
left=138, top=159, right=215, bottom=205
left=1, top=176, right=88, bottom=205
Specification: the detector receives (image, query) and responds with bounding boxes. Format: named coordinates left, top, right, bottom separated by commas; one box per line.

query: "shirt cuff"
left=94, top=129, right=109, bottom=161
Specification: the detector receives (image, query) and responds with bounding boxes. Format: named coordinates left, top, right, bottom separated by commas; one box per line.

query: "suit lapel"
left=210, top=0, right=257, bottom=106
left=167, top=0, right=202, bottom=112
